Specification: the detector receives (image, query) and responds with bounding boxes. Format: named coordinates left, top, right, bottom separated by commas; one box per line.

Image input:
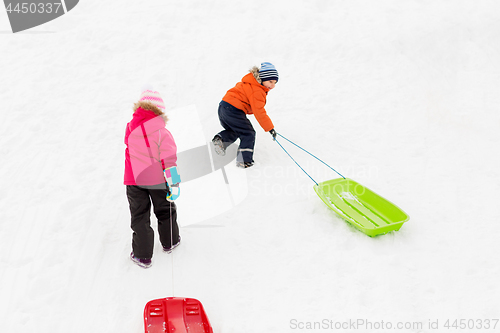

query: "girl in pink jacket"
left=124, top=87, right=180, bottom=268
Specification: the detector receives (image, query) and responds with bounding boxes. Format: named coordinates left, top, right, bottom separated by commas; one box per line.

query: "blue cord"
left=275, top=133, right=346, bottom=182
left=275, top=137, right=318, bottom=186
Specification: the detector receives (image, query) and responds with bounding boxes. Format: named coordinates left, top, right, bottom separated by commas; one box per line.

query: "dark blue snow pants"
left=217, top=100, right=256, bottom=163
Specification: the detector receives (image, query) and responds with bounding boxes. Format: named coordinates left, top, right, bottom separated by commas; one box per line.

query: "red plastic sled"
left=144, top=297, right=213, bottom=333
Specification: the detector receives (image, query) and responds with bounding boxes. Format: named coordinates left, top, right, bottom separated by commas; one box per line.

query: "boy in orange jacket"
left=212, top=62, right=278, bottom=168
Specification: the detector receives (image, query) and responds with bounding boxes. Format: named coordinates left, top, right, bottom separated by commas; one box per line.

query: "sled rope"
left=170, top=200, right=175, bottom=296
left=275, top=133, right=346, bottom=183
left=275, top=137, right=318, bottom=185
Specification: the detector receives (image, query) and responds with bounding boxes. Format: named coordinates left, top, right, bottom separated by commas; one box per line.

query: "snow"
left=1, top=0, right=500, bottom=332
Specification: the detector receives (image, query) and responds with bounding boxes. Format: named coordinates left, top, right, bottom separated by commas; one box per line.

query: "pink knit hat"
left=139, top=89, right=165, bottom=110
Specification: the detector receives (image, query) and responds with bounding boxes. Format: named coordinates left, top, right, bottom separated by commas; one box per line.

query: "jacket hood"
left=241, top=67, right=269, bottom=93
left=249, top=66, right=262, bottom=84
left=133, top=101, right=168, bottom=122
left=128, top=107, right=167, bottom=136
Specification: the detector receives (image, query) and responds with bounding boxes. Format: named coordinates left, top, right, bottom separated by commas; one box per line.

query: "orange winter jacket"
left=222, top=69, right=274, bottom=132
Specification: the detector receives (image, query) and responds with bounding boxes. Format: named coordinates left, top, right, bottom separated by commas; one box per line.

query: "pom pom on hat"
left=139, top=85, right=165, bottom=110
left=259, top=62, right=279, bottom=83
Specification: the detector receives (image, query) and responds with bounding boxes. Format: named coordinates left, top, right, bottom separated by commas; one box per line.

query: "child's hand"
left=269, top=129, right=277, bottom=140
left=167, top=184, right=180, bottom=202
left=164, top=166, right=181, bottom=186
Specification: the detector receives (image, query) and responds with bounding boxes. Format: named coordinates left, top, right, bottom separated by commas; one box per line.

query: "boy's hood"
left=241, top=66, right=269, bottom=92
left=249, top=66, right=262, bottom=83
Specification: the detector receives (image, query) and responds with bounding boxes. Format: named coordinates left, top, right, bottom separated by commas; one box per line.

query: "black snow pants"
left=126, top=185, right=179, bottom=259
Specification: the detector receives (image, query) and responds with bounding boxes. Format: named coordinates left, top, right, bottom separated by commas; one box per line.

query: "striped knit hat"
left=139, top=86, right=165, bottom=110
left=259, top=62, right=279, bottom=83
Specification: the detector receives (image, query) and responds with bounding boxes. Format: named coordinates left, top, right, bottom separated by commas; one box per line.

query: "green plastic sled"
left=313, top=178, right=409, bottom=237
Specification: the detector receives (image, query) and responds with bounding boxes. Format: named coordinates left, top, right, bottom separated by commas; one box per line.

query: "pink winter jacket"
left=124, top=107, right=177, bottom=186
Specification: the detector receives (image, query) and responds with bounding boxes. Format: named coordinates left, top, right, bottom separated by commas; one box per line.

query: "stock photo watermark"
left=3, top=0, right=79, bottom=33
left=249, top=164, right=380, bottom=198
left=290, top=318, right=499, bottom=331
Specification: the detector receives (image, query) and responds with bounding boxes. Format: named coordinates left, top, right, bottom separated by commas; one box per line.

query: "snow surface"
left=1, top=1, right=500, bottom=332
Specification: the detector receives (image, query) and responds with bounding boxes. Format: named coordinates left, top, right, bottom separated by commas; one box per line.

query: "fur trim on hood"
left=249, top=66, right=261, bottom=84
left=133, top=101, right=168, bottom=123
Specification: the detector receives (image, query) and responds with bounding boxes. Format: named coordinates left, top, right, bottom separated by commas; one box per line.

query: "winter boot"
left=236, top=161, right=254, bottom=168
left=163, top=236, right=181, bottom=253
left=130, top=252, right=152, bottom=268
left=212, top=135, right=226, bottom=156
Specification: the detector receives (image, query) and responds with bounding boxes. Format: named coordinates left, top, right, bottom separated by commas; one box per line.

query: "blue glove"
left=164, top=166, right=181, bottom=185
left=164, top=166, right=181, bottom=201
left=167, top=184, right=180, bottom=202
